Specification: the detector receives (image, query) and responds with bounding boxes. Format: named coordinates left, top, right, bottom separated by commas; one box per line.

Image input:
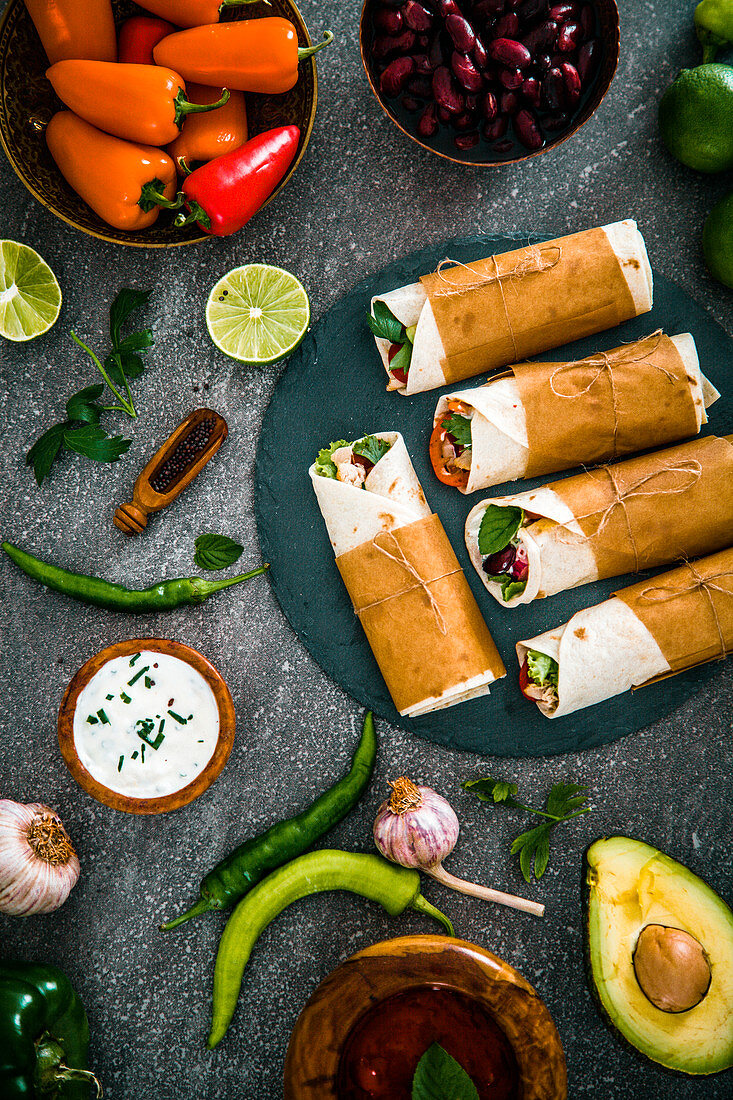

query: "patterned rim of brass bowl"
left=359, top=0, right=620, bottom=167
left=283, top=935, right=568, bottom=1099
left=58, top=638, right=236, bottom=814
left=0, top=0, right=318, bottom=247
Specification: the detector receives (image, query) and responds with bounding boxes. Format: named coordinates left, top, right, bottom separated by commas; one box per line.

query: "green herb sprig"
left=194, top=533, right=244, bottom=571
left=441, top=412, right=472, bottom=449
left=412, top=1043, right=478, bottom=1100
left=477, top=504, right=524, bottom=557
left=463, top=777, right=591, bottom=883
left=26, top=288, right=153, bottom=486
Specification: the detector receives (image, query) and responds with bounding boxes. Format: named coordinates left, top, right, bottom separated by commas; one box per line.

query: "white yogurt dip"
left=72, top=649, right=220, bottom=799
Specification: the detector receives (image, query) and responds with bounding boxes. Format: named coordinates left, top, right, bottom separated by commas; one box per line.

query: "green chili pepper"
left=0, top=961, right=102, bottom=1099
left=207, top=849, right=454, bottom=1048
left=2, top=540, right=268, bottom=613
left=161, top=712, right=378, bottom=931
left=695, top=0, right=733, bottom=62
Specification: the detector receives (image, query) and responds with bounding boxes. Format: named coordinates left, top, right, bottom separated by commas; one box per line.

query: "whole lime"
left=703, top=193, right=733, bottom=288
left=659, top=64, right=733, bottom=173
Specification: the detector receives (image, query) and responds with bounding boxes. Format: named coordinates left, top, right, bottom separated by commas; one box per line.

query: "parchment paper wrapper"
left=434, top=332, right=719, bottom=493
left=310, top=432, right=505, bottom=717
left=372, top=220, right=653, bottom=396
left=517, top=547, right=733, bottom=718
left=466, top=435, right=733, bottom=607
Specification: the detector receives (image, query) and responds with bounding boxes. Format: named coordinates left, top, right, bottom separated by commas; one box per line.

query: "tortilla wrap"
left=310, top=432, right=505, bottom=717
left=517, top=547, right=733, bottom=718
left=372, top=220, right=653, bottom=396
left=434, top=332, right=720, bottom=493
left=466, top=435, right=733, bottom=607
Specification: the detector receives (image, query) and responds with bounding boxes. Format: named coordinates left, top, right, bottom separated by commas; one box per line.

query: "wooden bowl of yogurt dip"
left=58, top=638, right=235, bottom=814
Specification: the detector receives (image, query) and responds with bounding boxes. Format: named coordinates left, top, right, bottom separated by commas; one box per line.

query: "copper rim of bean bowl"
left=58, top=638, right=236, bottom=815
left=359, top=0, right=620, bottom=167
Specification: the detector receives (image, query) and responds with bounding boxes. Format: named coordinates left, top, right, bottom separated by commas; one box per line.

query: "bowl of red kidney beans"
left=360, top=0, right=620, bottom=165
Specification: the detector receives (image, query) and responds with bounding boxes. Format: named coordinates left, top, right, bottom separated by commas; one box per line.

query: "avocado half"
left=585, top=836, right=733, bottom=1075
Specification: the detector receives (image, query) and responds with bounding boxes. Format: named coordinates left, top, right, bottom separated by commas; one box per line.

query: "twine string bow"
left=638, top=561, right=732, bottom=661
left=354, top=530, right=459, bottom=635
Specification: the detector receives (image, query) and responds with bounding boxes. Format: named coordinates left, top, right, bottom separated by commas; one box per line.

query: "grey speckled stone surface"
left=0, top=1, right=731, bottom=1097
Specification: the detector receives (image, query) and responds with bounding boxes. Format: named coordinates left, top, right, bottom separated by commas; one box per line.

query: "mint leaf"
left=62, top=425, right=131, bottom=462
left=194, top=533, right=244, bottom=571
left=26, top=423, right=68, bottom=486
left=526, top=649, right=558, bottom=689
left=389, top=340, right=412, bottom=376
left=353, top=435, right=392, bottom=467
left=442, top=413, right=472, bottom=449
left=412, top=1043, right=479, bottom=1100
left=367, top=300, right=404, bottom=343
left=314, top=440, right=349, bottom=479
left=477, top=505, right=524, bottom=556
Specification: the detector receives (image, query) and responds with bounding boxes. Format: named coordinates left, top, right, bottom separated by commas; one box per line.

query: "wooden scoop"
left=114, top=408, right=228, bottom=535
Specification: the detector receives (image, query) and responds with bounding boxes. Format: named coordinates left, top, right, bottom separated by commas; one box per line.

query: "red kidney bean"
left=402, top=1, right=434, bottom=32
left=436, top=0, right=461, bottom=15
left=481, top=89, right=499, bottom=119
left=521, top=18, right=559, bottom=53
left=548, top=2, right=577, bottom=17
left=438, top=104, right=453, bottom=121
left=412, top=52, right=434, bottom=73
left=380, top=55, right=415, bottom=96
left=494, top=137, right=514, bottom=151
left=557, top=20, right=582, bottom=51
left=493, top=12, right=520, bottom=37
left=466, top=91, right=479, bottom=107
left=446, top=14, right=477, bottom=52
left=428, top=32, right=444, bottom=68
left=401, top=94, right=421, bottom=110
left=453, top=110, right=476, bottom=129
left=484, top=113, right=509, bottom=139
left=417, top=101, right=439, bottom=136
left=418, top=33, right=430, bottom=47
left=473, top=34, right=489, bottom=69
left=543, top=65, right=566, bottom=107
left=375, top=7, right=403, bottom=35
left=451, top=50, right=484, bottom=91
left=508, top=0, right=523, bottom=8
left=536, top=51, right=553, bottom=70
left=560, top=61, right=581, bottom=103
left=489, top=37, right=532, bottom=68
left=521, top=75, right=541, bottom=105
left=543, top=109, right=569, bottom=129
left=432, top=64, right=465, bottom=112
left=455, top=131, right=480, bottom=149
left=408, top=74, right=434, bottom=95
left=499, top=65, right=524, bottom=88
left=579, top=2, right=594, bottom=37
left=500, top=89, right=519, bottom=113
left=372, top=30, right=417, bottom=59
left=515, top=106, right=543, bottom=148
left=576, top=37, right=598, bottom=83
left=474, top=0, right=506, bottom=18
left=518, top=0, right=548, bottom=21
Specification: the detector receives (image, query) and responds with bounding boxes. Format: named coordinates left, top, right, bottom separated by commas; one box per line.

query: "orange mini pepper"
left=45, top=111, right=179, bottom=231
left=46, top=60, right=230, bottom=147
left=166, top=84, right=248, bottom=171
left=23, top=0, right=116, bottom=64
left=134, top=0, right=258, bottom=30
left=153, top=18, right=333, bottom=94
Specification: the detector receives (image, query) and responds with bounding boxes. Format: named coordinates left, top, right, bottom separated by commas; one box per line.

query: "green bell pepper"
left=0, top=962, right=101, bottom=1098
left=695, top=0, right=733, bottom=63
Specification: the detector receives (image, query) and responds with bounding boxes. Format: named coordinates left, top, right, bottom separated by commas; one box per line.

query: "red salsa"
left=337, top=984, right=519, bottom=1099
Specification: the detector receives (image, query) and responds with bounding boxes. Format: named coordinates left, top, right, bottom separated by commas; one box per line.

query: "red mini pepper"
left=174, top=126, right=300, bottom=236
left=118, top=16, right=177, bottom=65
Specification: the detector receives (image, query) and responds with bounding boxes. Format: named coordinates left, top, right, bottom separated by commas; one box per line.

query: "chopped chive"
left=120, top=692, right=131, bottom=704
left=86, top=715, right=98, bottom=725
left=97, top=708, right=110, bottom=724
left=197, top=739, right=204, bottom=743
left=144, top=676, right=154, bottom=689
left=117, top=755, right=124, bottom=772
left=187, top=714, right=193, bottom=721
left=141, top=743, right=146, bottom=763
left=128, top=665, right=150, bottom=686
left=129, top=653, right=141, bottom=666
left=168, top=709, right=187, bottom=724
left=158, top=719, right=165, bottom=733
left=131, top=750, right=139, bottom=760
left=106, top=693, right=114, bottom=701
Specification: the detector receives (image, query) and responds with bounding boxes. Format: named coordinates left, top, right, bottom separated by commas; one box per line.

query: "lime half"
left=206, top=264, right=310, bottom=364
left=0, top=241, right=62, bottom=342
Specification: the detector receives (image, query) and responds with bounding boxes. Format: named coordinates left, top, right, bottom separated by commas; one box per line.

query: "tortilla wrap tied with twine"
left=372, top=220, right=653, bottom=396
left=465, top=434, right=733, bottom=607
left=309, top=431, right=505, bottom=717
left=517, top=547, right=733, bottom=718
left=433, top=332, right=720, bottom=493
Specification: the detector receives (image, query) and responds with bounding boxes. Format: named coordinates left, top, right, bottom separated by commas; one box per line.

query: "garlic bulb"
left=0, top=800, right=80, bottom=916
left=374, top=777, right=544, bottom=918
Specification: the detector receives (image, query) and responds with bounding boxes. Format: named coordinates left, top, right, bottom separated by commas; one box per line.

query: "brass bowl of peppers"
left=359, top=0, right=620, bottom=166
left=0, top=0, right=319, bottom=246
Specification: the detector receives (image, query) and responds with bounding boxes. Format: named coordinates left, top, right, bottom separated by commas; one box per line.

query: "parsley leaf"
left=412, top=1043, right=479, bottom=1100
left=353, top=435, right=392, bottom=467
left=461, top=777, right=523, bottom=809
left=477, top=505, right=524, bottom=556
left=65, top=384, right=104, bottom=424
left=442, top=413, right=472, bottom=449
left=367, top=300, right=404, bottom=343
left=26, top=424, right=67, bottom=486
left=62, top=425, right=131, bottom=462
left=194, top=533, right=244, bottom=571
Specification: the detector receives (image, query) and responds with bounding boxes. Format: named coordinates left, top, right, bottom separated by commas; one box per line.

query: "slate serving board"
left=254, top=235, right=732, bottom=757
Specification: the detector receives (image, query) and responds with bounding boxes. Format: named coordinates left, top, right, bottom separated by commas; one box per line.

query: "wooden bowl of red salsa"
left=283, top=935, right=567, bottom=1099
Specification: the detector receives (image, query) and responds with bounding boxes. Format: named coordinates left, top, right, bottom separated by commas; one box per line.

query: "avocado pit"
left=632, top=924, right=712, bottom=1013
